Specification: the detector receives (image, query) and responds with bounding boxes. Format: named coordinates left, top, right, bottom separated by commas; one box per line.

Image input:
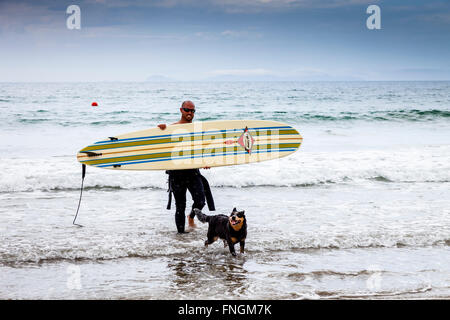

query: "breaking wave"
left=1, top=145, right=449, bottom=193
left=0, top=231, right=448, bottom=266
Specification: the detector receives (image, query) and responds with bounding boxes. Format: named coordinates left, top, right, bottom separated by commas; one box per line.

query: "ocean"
left=0, top=81, right=449, bottom=299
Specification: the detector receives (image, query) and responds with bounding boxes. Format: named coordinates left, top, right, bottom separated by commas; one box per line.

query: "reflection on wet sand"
left=167, top=254, right=249, bottom=298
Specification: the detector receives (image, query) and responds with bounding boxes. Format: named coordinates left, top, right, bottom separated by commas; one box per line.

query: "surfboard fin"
left=109, top=137, right=118, bottom=141
left=80, top=151, right=102, bottom=157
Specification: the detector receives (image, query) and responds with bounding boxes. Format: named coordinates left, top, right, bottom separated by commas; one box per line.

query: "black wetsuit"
left=167, top=169, right=215, bottom=233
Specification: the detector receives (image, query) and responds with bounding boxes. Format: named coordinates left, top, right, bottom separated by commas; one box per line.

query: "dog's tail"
left=193, top=208, right=210, bottom=223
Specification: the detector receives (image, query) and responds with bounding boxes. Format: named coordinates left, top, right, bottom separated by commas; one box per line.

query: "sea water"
left=0, top=81, right=449, bottom=299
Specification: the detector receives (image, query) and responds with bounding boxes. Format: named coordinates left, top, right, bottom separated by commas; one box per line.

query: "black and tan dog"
left=193, top=207, right=247, bottom=256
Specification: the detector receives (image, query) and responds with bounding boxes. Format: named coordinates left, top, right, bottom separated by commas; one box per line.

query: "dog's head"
left=229, top=207, right=246, bottom=231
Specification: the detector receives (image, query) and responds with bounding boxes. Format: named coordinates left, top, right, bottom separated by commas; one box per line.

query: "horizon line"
left=1, top=80, right=449, bottom=83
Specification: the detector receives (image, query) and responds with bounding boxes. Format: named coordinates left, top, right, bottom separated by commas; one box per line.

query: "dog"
left=193, top=207, right=247, bottom=256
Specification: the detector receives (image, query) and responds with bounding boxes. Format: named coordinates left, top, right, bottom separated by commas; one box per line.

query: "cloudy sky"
left=0, top=0, right=449, bottom=81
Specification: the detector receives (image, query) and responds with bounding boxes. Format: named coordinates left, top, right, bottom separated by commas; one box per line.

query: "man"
left=158, top=101, right=215, bottom=233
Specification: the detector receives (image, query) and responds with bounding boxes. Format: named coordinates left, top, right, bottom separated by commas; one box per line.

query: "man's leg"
left=187, top=174, right=206, bottom=226
left=171, top=177, right=188, bottom=233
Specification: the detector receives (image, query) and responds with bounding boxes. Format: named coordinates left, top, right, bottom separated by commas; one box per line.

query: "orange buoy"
left=91, top=102, right=98, bottom=107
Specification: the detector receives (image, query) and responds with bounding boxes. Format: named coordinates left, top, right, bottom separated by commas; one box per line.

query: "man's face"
left=180, top=102, right=195, bottom=122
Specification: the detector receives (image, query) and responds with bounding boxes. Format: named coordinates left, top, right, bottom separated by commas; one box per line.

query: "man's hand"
left=157, top=124, right=167, bottom=130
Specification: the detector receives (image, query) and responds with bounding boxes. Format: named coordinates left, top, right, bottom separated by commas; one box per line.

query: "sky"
left=0, top=0, right=449, bottom=81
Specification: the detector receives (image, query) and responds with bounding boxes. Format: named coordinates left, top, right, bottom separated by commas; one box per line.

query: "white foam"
left=1, top=223, right=448, bottom=265
left=1, top=145, right=449, bottom=193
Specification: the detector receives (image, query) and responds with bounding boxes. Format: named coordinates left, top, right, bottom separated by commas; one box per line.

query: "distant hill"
left=205, top=73, right=363, bottom=82
left=145, top=75, right=176, bottom=82
left=206, top=74, right=282, bottom=82
left=146, top=73, right=364, bottom=82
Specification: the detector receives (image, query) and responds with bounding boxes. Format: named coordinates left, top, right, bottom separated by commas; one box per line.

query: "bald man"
left=157, top=100, right=196, bottom=129
left=158, top=101, right=215, bottom=233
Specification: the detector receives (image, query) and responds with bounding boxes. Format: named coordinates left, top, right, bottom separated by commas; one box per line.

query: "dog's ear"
left=232, top=207, right=237, bottom=212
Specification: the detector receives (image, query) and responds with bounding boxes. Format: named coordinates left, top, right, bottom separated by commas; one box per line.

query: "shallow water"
left=1, top=185, right=449, bottom=299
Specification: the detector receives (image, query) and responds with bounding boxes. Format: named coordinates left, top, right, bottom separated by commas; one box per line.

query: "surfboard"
left=76, top=120, right=302, bottom=170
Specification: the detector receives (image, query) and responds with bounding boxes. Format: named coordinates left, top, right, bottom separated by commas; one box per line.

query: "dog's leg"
left=205, top=236, right=218, bottom=247
left=226, top=237, right=237, bottom=256
left=222, top=239, right=228, bottom=248
left=240, top=239, right=245, bottom=254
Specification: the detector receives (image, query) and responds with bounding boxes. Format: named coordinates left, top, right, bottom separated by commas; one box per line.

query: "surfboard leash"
left=73, top=164, right=86, bottom=227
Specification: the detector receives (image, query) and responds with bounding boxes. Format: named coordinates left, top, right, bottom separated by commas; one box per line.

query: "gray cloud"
left=78, top=0, right=379, bottom=12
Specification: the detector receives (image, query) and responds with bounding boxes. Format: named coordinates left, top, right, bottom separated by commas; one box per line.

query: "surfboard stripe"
left=95, top=148, right=297, bottom=168
left=85, top=129, right=298, bottom=152
left=93, top=125, right=292, bottom=145
left=85, top=127, right=297, bottom=151
left=80, top=143, right=300, bottom=166
left=77, top=120, right=302, bottom=171
left=77, top=136, right=303, bottom=160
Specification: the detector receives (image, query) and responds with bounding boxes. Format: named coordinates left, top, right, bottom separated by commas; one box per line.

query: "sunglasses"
left=182, top=108, right=195, bottom=113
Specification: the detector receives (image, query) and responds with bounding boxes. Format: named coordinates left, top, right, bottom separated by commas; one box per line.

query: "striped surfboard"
left=76, top=120, right=302, bottom=170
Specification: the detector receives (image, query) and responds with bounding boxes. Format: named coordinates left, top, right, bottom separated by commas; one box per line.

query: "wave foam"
left=1, top=145, right=449, bottom=193
left=1, top=229, right=448, bottom=266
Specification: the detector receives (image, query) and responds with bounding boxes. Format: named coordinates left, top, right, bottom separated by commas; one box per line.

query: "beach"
left=1, top=81, right=449, bottom=299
